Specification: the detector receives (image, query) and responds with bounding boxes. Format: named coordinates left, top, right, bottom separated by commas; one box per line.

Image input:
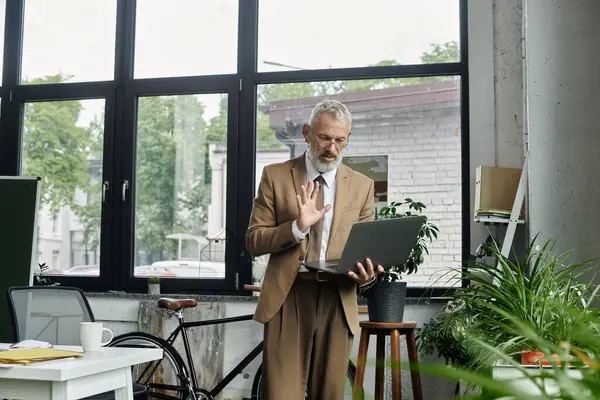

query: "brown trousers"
left=261, top=279, right=353, bottom=400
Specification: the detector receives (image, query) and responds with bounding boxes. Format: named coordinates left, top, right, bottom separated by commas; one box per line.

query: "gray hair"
left=308, top=99, right=352, bottom=129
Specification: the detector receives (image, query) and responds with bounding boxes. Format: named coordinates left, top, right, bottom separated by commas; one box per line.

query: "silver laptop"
left=301, top=215, right=426, bottom=274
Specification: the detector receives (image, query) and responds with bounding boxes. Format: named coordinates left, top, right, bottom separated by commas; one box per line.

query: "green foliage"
left=416, top=299, right=476, bottom=369
left=461, top=237, right=598, bottom=361
left=22, top=75, right=92, bottom=215
left=345, top=41, right=460, bottom=92
left=148, top=276, right=160, bottom=284
left=256, top=84, right=309, bottom=150
left=135, top=96, right=178, bottom=257
left=135, top=95, right=209, bottom=261
left=422, top=306, right=600, bottom=399
left=375, top=199, right=439, bottom=281
left=35, top=262, right=59, bottom=286
left=258, top=83, right=314, bottom=105
left=421, top=41, right=460, bottom=64
left=255, top=42, right=459, bottom=149
left=70, top=180, right=102, bottom=254
left=70, top=114, right=104, bottom=257
left=417, top=236, right=600, bottom=380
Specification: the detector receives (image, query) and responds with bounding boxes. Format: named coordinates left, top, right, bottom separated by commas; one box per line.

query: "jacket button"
left=298, top=255, right=304, bottom=261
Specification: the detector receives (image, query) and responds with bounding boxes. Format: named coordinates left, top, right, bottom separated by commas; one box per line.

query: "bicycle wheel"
left=108, top=332, right=191, bottom=400
left=251, top=361, right=361, bottom=399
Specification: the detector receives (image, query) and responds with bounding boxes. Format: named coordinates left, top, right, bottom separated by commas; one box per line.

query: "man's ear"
left=302, top=124, right=310, bottom=142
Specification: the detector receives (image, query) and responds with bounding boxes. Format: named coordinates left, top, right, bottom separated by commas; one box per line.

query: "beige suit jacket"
left=245, top=153, right=375, bottom=335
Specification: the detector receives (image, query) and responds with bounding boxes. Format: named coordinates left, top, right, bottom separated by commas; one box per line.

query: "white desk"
left=0, top=345, right=162, bottom=399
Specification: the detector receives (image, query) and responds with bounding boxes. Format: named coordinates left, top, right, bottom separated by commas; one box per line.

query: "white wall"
left=493, top=0, right=525, bottom=168
left=470, top=0, right=528, bottom=255
left=468, top=0, right=497, bottom=254
left=524, top=0, right=600, bottom=275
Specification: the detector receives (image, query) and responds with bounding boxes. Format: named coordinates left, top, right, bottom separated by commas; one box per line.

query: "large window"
left=134, top=0, right=238, bottom=78
left=0, top=0, right=468, bottom=295
left=255, top=78, right=462, bottom=287
left=134, top=94, right=228, bottom=280
left=258, top=0, right=460, bottom=72
left=22, top=99, right=105, bottom=277
left=22, top=0, right=117, bottom=83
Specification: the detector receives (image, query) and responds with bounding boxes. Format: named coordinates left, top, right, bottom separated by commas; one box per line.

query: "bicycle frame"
left=165, top=311, right=264, bottom=398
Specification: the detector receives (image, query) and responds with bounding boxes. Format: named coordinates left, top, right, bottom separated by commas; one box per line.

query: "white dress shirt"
left=291, top=153, right=376, bottom=287
left=292, top=152, right=337, bottom=271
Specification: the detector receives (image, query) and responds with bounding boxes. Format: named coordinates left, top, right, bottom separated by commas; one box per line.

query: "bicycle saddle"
left=157, top=297, right=198, bottom=311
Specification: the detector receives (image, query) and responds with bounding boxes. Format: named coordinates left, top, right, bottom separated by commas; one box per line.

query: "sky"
left=2, top=0, right=460, bottom=127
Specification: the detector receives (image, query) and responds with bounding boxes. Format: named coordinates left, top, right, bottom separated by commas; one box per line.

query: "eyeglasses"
left=309, top=130, right=349, bottom=150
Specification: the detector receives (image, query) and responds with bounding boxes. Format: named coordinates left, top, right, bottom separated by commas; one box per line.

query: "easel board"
left=0, top=176, right=41, bottom=342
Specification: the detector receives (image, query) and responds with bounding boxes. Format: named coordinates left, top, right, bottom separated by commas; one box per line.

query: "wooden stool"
left=353, top=321, right=423, bottom=400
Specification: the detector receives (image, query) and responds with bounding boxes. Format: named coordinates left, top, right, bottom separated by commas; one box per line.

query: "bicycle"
left=107, top=285, right=361, bottom=400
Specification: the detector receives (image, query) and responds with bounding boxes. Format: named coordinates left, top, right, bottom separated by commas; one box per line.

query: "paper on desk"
left=10, top=340, right=53, bottom=349
left=0, top=348, right=83, bottom=365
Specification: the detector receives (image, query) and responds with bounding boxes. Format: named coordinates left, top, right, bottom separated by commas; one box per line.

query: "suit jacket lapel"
left=326, top=164, right=349, bottom=258
left=291, top=154, right=306, bottom=201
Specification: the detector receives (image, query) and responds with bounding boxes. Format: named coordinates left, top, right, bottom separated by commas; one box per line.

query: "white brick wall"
left=344, top=102, right=462, bottom=287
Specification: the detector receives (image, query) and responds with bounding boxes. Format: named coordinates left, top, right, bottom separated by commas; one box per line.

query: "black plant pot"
left=366, top=281, right=407, bottom=322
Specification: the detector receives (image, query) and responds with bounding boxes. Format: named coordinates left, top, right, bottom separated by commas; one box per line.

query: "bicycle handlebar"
left=243, top=284, right=261, bottom=292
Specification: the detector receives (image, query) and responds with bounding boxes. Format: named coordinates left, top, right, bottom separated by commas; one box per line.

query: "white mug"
left=80, top=322, right=113, bottom=352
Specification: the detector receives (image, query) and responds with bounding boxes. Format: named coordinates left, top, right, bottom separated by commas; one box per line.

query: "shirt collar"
left=304, top=151, right=337, bottom=188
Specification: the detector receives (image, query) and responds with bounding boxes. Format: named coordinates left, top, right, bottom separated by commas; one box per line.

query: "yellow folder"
left=0, top=348, right=84, bottom=365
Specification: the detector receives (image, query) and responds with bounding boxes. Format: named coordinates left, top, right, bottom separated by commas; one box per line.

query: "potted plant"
left=148, top=276, right=160, bottom=295
left=475, top=234, right=498, bottom=268
left=465, top=238, right=597, bottom=367
left=366, top=198, right=439, bottom=322
left=34, top=262, right=60, bottom=286
left=418, top=236, right=598, bottom=376
left=422, top=304, right=599, bottom=399
left=416, top=237, right=600, bottom=397
left=416, top=299, right=478, bottom=395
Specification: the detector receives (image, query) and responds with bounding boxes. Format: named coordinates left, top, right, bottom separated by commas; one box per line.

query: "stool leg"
left=353, top=328, right=369, bottom=400
left=390, top=329, right=401, bottom=399
left=375, top=334, right=385, bottom=400
left=406, top=329, right=423, bottom=400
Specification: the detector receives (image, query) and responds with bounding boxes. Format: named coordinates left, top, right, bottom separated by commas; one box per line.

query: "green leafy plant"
left=417, top=236, right=599, bottom=376
left=34, top=262, right=60, bottom=286
left=421, top=305, right=600, bottom=399
left=475, top=234, right=497, bottom=258
left=148, top=276, right=160, bottom=285
left=416, top=298, right=478, bottom=395
left=416, top=237, right=600, bottom=398
left=376, top=198, right=439, bottom=282
left=461, top=237, right=598, bottom=364
left=417, top=299, right=476, bottom=368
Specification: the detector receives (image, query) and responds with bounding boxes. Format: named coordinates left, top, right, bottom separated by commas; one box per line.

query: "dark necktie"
left=307, top=175, right=325, bottom=262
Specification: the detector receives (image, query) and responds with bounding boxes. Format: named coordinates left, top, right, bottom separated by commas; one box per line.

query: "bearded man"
left=245, top=98, right=383, bottom=399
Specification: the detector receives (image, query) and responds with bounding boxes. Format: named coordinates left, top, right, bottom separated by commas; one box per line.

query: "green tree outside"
left=22, top=75, right=92, bottom=215
left=257, top=41, right=459, bottom=141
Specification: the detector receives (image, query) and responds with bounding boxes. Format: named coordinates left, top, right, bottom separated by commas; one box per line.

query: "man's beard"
left=307, top=146, right=342, bottom=173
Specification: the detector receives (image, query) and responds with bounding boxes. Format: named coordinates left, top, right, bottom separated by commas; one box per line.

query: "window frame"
left=0, top=0, right=470, bottom=297
left=16, top=90, right=115, bottom=293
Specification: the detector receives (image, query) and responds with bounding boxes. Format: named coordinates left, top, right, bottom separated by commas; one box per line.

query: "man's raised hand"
left=296, top=180, right=332, bottom=232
